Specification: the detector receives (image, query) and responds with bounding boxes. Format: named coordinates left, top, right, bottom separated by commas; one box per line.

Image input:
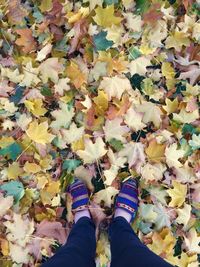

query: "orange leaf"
left=66, top=61, right=87, bottom=89
left=15, top=29, right=36, bottom=53
left=143, top=4, right=164, bottom=25
left=106, top=94, right=131, bottom=120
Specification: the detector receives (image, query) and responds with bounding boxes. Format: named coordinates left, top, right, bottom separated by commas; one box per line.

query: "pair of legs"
left=42, top=179, right=174, bottom=267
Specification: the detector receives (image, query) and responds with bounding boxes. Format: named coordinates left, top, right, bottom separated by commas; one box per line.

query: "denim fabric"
left=42, top=216, right=174, bottom=267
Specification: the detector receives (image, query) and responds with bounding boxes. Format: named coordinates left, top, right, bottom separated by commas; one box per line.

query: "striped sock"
left=114, top=178, right=139, bottom=222
left=67, top=178, right=89, bottom=213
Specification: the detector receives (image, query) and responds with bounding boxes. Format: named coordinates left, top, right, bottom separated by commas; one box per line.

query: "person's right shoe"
left=114, top=178, right=139, bottom=222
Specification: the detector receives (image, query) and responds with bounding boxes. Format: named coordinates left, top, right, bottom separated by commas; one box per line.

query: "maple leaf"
left=50, top=102, right=74, bottom=129
left=61, top=122, right=85, bottom=144
left=154, top=203, right=171, bottom=230
left=39, top=58, right=64, bottom=83
left=93, top=5, right=122, bottom=28
left=15, top=29, right=37, bottom=53
left=141, top=163, right=166, bottom=182
left=54, top=78, right=71, bottom=96
left=176, top=203, right=191, bottom=228
left=24, top=98, right=47, bottom=117
left=124, top=107, right=146, bottom=132
left=0, top=194, right=13, bottom=217
left=26, top=120, right=55, bottom=145
left=165, top=31, right=190, bottom=52
left=128, top=56, right=151, bottom=76
left=103, top=117, right=129, bottom=143
left=66, top=61, right=87, bottom=89
left=99, top=76, right=132, bottom=100
left=136, top=102, right=162, bottom=128
left=143, top=3, right=164, bottom=25
left=163, top=98, right=178, bottom=114
left=4, top=213, right=34, bottom=247
left=145, top=139, right=166, bottom=163
left=93, top=90, right=109, bottom=115
left=139, top=203, right=157, bottom=223
left=118, top=142, right=145, bottom=172
left=147, top=228, right=176, bottom=257
left=93, top=186, right=119, bottom=207
left=173, top=109, right=199, bottom=124
left=184, top=228, right=200, bottom=254
left=7, top=0, right=28, bottom=25
left=76, top=137, right=107, bottom=164
left=165, top=143, right=185, bottom=168
left=36, top=220, right=67, bottom=244
left=167, top=181, right=187, bottom=208
left=36, top=43, right=53, bottom=61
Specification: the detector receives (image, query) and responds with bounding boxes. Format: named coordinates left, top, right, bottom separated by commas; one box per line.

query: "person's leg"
left=109, top=216, right=173, bottom=267
left=42, top=178, right=96, bottom=267
left=42, top=216, right=96, bottom=267
left=109, top=178, right=174, bottom=267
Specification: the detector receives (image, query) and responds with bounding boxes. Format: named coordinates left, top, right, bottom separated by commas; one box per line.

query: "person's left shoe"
left=114, top=178, right=139, bottom=223
left=67, top=178, right=90, bottom=213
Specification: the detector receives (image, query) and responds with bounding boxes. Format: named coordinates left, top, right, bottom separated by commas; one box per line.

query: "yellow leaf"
left=7, top=162, right=23, bottom=179
left=46, top=180, right=60, bottom=195
left=24, top=162, right=41, bottom=174
left=66, top=61, right=87, bottom=89
left=0, top=239, right=9, bottom=256
left=24, top=99, right=47, bottom=117
left=163, top=98, right=178, bottom=114
left=26, top=120, right=55, bottom=145
left=165, top=31, right=190, bottom=52
left=39, top=0, right=53, bottom=12
left=98, top=51, right=128, bottom=75
left=145, top=139, right=166, bottom=163
left=36, top=174, right=48, bottom=189
left=167, top=181, right=187, bottom=208
left=147, top=228, right=176, bottom=257
left=93, top=5, right=122, bottom=28
left=71, top=137, right=85, bottom=152
left=67, top=7, right=90, bottom=24
left=93, top=90, right=109, bottom=115
left=162, top=62, right=175, bottom=80
left=0, top=136, right=14, bottom=148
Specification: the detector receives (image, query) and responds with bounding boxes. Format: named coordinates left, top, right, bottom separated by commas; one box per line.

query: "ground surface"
left=0, top=0, right=200, bottom=266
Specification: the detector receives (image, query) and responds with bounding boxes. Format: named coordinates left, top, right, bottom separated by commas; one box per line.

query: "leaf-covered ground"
left=0, top=0, right=200, bottom=266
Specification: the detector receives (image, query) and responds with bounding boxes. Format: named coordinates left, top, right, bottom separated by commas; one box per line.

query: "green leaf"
left=104, top=0, right=119, bottom=5
left=128, top=47, right=142, bottom=60
left=135, top=0, right=150, bottom=14
left=0, top=181, right=24, bottom=203
left=182, top=123, right=198, bottom=135
left=93, top=31, right=114, bottom=51
left=62, top=159, right=81, bottom=172
left=109, top=138, right=124, bottom=152
left=129, top=74, right=145, bottom=90
left=0, top=142, right=22, bottom=160
left=173, top=237, right=183, bottom=257
left=41, top=86, right=53, bottom=97
left=139, top=221, right=152, bottom=234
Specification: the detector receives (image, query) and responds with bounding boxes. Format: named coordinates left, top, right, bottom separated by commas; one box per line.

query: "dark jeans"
left=42, top=217, right=173, bottom=267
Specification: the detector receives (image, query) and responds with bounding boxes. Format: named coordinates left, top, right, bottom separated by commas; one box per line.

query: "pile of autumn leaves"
left=0, top=0, right=200, bottom=266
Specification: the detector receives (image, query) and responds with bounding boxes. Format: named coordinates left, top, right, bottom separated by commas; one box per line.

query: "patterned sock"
left=67, top=178, right=90, bottom=213
left=114, top=178, right=139, bottom=223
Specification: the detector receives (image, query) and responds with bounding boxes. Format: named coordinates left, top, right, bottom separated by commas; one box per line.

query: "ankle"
left=114, top=208, right=132, bottom=223
left=74, top=209, right=91, bottom=223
